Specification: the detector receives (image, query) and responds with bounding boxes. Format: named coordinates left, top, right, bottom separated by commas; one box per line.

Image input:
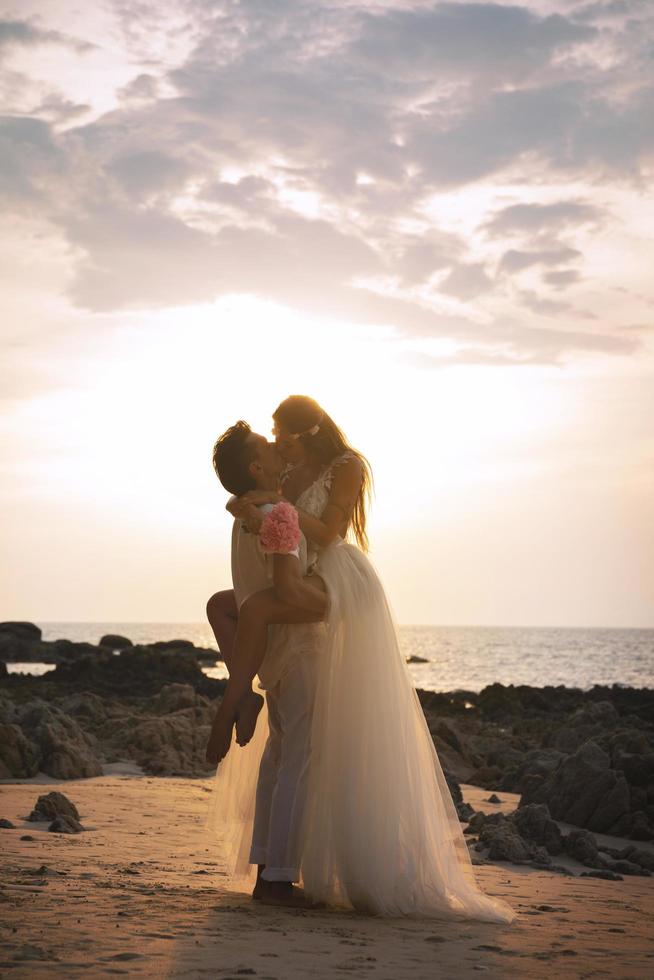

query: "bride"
left=206, top=395, right=514, bottom=922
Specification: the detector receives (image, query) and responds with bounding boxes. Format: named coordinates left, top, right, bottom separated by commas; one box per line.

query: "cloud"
left=0, top=19, right=93, bottom=54
left=352, top=3, right=596, bottom=84
left=543, top=269, right=582, bottom=289
left=0, top=0, right=650, bottom=366
left=439, top=262, right=494, bottom=300
left=483, top=200, right=602, bottom=237
left=499, top=246, right=581, bottom=274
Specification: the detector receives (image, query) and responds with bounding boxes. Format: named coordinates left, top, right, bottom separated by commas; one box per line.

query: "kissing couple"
left=204, top=394, right=514, bottom=921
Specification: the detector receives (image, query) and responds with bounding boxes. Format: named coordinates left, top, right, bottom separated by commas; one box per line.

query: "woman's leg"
left=206, top=589, right=238, bottom=672
left=205, top=582, right=326, bottom=766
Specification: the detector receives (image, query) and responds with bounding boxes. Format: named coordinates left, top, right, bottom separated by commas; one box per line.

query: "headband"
left=287, top=415, right=323, bottom=440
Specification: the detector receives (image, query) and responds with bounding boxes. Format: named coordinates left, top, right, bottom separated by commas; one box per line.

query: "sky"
left=1, top=0, right=653, bottom=628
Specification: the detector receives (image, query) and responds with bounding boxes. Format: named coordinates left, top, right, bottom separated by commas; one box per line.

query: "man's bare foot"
left=252, top=880, right=308, bottom=907
left=235, top=690, right=264, bottom=747
left=205, top=709, right=236, bottom=766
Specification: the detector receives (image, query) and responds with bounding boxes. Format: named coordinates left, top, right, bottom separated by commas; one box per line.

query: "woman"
left=207, top=395, right=515, bottom=923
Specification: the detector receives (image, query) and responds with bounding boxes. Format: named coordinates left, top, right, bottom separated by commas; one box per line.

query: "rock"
left=564, top=829, right=605, bottom=868
left=580, top=869, right=623, bottom=881
left=485, top=793, right=502, bottom=804
left=630, top=811, right=654, bottom=842
left=467, top=811, right=487, bottom=833
left=503, top=749, right=565, bottom=794
left=620, top=846, right=654, bottom=871
left=51, top=639, right=106, bottom=661
left=99, top=634, right=133, bottom=649
left=18, top=702, right=103, bottom=779
left=0, top=721, right=40, bottom=778
left=513, top=803, right=563, bottom=855
left=443, top=768, right=463, bottom=804
left=520, top=740, right=632, bottom=835
left=59, top=692, right=108, bottom=725
left=406, top=655, right=428, bottom=663
left=20, top=834, right=35, bottom=841
left=547, top=701, right=620, bottom=754
left=0, top=660, right=6, bottom=677
left=49, top=814, right=83, bottom=834
left=468, top=765, right=503, bottom=788
left=109, top=706, right=213, bottom=775
left=47, top=646, right=223, bottom=699
left=149, top=639, right=195, bottom=650
left=479, top=816, right=550, bottom=864
left=0, top=818, right=15, bottom=828
left=0, top=632, right=40, bottom=662
left=0, top=621, right=42, bottom=641
left=29, top=791, right=80, bottom=823
left=604, top=858, right=649, bottom=876
left=149, top=683, right=200, bottom=714
left=457, top=802, right=476, bottom=822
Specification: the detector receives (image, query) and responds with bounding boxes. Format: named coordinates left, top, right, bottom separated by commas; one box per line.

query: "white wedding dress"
left=206, top=455, right=515, bottom=922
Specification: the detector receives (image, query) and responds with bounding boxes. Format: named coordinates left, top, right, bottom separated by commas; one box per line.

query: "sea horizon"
left=5, top=621, right=652, bottom=694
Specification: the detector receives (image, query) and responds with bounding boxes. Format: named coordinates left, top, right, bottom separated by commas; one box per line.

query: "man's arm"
left=271, top=554, right=327, bottom=616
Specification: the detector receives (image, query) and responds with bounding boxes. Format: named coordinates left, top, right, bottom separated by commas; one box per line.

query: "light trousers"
left=249, top=654, right=317, bottom=882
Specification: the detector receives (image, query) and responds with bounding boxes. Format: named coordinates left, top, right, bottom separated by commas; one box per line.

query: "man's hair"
left=212, top=421, right=258, bottom=495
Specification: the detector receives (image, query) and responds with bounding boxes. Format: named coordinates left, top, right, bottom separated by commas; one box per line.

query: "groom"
left=207, top=421, right=326, bottom=905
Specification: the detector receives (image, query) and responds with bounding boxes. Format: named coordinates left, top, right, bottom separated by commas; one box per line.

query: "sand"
left=1, top=770, right=653, bottom=979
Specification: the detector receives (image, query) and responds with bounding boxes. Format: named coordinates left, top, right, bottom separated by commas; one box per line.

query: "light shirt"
left=229, top=503, right=325, bottom=690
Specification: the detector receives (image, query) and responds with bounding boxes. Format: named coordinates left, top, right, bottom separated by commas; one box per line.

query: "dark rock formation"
left=18, top=701, right=103, bottom=779
left=0, top=720, right=40, bottom=778
left=28, top=791, right=80, bottom=823
left=477, top=813, right=550, bottom=865
left=564, top=828, right=605, bottom=867
left=512, top=803, right=563, bottom=855
left=99, top=634, right=133, bottom=649
left=0, top=818, right=15, bottom=828
left=44, top=646, right=223, bottom=698
left=0, top=622, right=42, bottom=641
left=520, top=740, right=635, bottom=837
left=107, top=705, right=213, bottom=776
left=49, top=814, right=83, bottom=834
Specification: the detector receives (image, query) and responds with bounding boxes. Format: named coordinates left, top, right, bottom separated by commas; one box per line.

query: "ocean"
left=6, top=622, right=654, bottom=692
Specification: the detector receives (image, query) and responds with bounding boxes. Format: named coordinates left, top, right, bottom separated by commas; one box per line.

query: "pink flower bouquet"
left=260, top=501, right=302, bottom=554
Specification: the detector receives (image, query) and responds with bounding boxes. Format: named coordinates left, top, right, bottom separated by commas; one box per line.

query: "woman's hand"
left=226, top=496, right=247, bottom=518
left=242, top=504, right=264, bottom=534
left=239, top=489, right=284, bottom=507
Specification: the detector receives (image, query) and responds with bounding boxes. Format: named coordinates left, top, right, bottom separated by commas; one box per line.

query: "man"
left=206, top=421, right=326, bottom=906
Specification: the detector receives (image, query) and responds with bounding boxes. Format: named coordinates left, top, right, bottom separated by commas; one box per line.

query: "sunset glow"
left=1, top=0, right=653, bottom=627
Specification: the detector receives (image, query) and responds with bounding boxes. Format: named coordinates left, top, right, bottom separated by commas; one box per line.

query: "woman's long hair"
left=273, top=395, right=373, bottom=551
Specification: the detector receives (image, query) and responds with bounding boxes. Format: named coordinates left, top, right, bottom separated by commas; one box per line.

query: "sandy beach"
left=1, top=772, right=652, bottom=979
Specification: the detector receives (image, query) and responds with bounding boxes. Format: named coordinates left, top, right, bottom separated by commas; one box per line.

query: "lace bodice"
left=291, top=451, right=357, bottom=520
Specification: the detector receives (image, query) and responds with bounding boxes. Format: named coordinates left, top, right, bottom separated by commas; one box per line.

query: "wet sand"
left=1, top=771, right=652, bottom=979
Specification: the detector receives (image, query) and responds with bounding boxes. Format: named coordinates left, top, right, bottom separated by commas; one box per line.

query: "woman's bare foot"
left=205, top=708, right=236, bottom=766
left=235, top=690, right=264, bottom=747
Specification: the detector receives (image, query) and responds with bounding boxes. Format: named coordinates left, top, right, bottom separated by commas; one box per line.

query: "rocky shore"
left=2, top=621, right=653, bottom=879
